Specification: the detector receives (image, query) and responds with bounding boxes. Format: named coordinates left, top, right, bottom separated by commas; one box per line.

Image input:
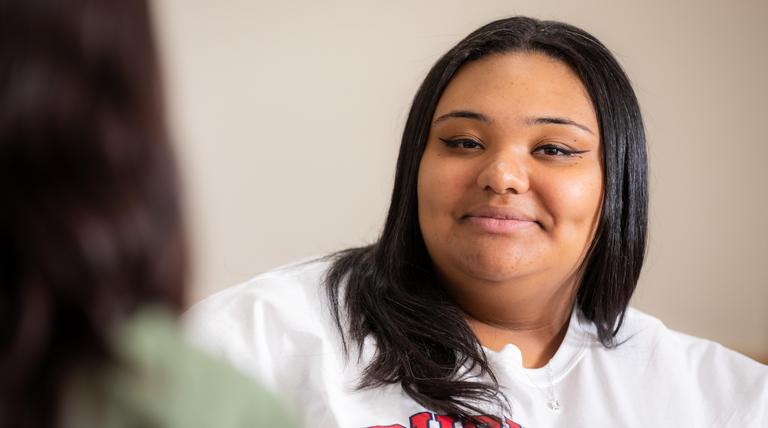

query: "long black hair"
left=0, top=0, right=186, bottom=426
left=325, top=16, right=647, bottom=418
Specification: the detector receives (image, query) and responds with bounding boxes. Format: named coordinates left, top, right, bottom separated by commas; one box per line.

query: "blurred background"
left=152, top=0, right=767, bottom=362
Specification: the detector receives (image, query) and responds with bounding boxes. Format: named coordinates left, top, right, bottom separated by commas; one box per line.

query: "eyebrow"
left=434, top=110, right=595, bottom=135
left=527, top=116, right=595, bottom=135
left=433, top=110, right=491, bottom=124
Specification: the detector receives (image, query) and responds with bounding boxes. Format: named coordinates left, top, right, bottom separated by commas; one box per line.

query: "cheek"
left=417, top=153, right=474, bottom=220
left=542, top=169, right=603, bottom=231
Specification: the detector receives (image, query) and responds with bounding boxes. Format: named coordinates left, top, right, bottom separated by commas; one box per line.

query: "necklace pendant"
left=548, top=399, right=561, bottom=411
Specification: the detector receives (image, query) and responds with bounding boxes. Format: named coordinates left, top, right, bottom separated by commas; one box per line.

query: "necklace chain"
left=545, top=363, right=561, bottom=411
left=523, top=360, right=561, bottom=412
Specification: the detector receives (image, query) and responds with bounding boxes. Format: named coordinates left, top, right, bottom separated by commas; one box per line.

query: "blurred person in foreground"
left=0, top=0, right=297, bottom=426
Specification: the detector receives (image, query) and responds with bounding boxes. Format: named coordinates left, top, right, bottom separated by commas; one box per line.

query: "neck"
left=450, top=275, right=578, bottom=368
left=465, top=303, right=573, bottom=368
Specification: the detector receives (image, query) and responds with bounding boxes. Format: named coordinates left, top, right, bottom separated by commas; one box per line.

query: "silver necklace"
left=544, top=363, right=561, bottom=411
left=523, top=360, right=561, bottom=411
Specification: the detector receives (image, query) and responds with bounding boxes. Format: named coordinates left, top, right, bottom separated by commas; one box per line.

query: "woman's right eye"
left=439, top=138, right=483, bottom=150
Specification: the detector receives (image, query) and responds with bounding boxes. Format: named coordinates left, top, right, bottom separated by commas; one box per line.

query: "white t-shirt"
left=184, top=258, right=768, bottom=427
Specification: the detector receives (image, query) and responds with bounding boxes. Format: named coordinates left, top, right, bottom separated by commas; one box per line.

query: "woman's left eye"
left=533, top=144, right=584, bottom=157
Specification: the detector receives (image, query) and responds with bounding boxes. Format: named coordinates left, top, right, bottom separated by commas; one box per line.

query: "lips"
left=462, top=206, right=539, bottom=234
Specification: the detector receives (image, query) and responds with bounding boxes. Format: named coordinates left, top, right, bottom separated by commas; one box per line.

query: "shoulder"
left=182, top=256, right=341, bottom=383
left=183, top=256, right=373, bottom=426
left=616, top=308, right=765, bottom=370
left=188, top=256, right=330, bottom=313
left=185, top=256, right=331, bottom=341
left=613, top=308, right=766, bottom=375
left=609, top=307, right=768, bottom=424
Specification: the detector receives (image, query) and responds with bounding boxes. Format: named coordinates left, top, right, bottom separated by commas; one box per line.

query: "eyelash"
left=533, top=144, right=587, bottom=157
left=439, top=138, right=483, bottom=150
left=439, top=138, right=587, bottom=158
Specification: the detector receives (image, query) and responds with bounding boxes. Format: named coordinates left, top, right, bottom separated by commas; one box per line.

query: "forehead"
left=434, top=52, right=598, bottom=133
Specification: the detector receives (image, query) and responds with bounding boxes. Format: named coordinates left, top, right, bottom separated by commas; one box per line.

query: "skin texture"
left=417, top=52, right=603, bottom=368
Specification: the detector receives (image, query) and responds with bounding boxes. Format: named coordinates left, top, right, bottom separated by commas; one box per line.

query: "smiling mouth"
left=460, top=204, right=541, bottom=234
left=462, top=215, right=539, bottom=234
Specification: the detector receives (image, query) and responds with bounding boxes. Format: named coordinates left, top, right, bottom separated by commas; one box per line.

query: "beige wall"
left=153, top=0, right=768, bottom=362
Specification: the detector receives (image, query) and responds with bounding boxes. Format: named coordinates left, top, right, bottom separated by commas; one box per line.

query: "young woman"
left=0, top=1, right=295, bottom=426
left=186, top=16, right=768, bottom=427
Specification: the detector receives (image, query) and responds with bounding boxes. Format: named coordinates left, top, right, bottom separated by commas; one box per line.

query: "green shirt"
left=63, top=306, right=298, bottom=428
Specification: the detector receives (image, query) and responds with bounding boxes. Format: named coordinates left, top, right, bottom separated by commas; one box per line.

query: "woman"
left=186, top=16, right=768, bottom=427
left=0, top=1, right=295, bottom=426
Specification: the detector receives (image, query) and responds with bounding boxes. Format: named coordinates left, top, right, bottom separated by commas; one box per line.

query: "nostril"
left=476, top=159, right=530, bottom=194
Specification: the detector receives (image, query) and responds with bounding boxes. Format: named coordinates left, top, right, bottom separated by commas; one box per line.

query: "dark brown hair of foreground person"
left=0, top=0, right=186, bottom=426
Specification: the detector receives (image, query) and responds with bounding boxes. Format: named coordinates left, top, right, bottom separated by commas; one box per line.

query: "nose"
left=476, top=155, right=530, bottom=194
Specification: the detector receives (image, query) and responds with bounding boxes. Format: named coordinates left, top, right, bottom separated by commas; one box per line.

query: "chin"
left=451, top=246, right=540, bottom=283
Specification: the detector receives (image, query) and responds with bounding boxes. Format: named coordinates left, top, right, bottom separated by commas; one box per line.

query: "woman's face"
left=417, top=52, right=603, bottom=295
